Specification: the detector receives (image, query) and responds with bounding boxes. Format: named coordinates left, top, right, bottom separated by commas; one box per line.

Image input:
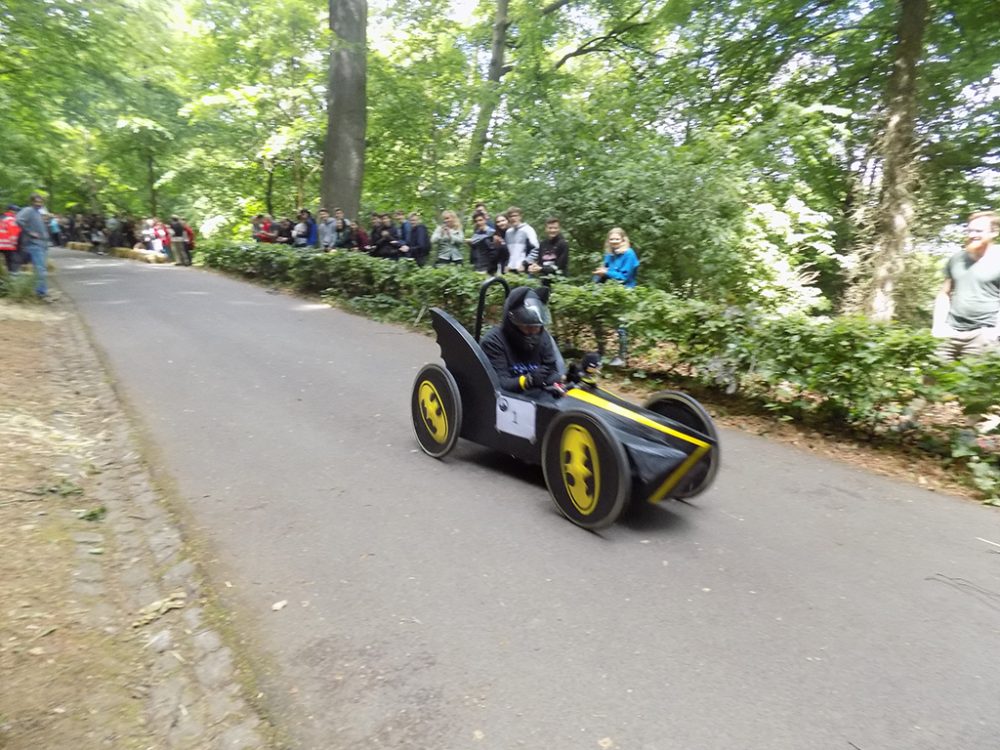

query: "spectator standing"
left=89, top=222, right=107, bottom=255
left=528, top=216, right=569, bottom=278
left=106, top=214, right=122, bottom=248
left=182, top=218, right=196, bottom=261
left=317, top=208, right=337, bottom=250
left=933, top=210, right=1000, bottom=360
left=331, top=218, right=353, bottom=249
left=0, top=204, right=22, bottom=274
left=593, top=227, right=639, bottom=287
left=333, top=207, right=352, bottom=227
left=468, top=211, right=496, bottom=273
left=169, top=215, right=192, bottom=265
left=293, top=210, right=317, bottom=248
left=406, top=212, right=431, bottom=266
left=153, top=218, right=172, bottom=259
left=15, top=194, right=51, bottom=299
left=49, top=213, right=62, bottom=246
left=252, top=214, right=266, bottom=241
left=489, top=213, right=510, bottom=274
left=431, top=211, right=465, bottom=266
left=350, top=223, right=370, bottom=251
left=593, top=226, right=640, bottom=366
left=370, top=218, right=402, bottom=259
left=474, top=201, right=495, bottom=229
left=302, top=209, right=318, bottom=247
left=503, top=206, right=538, bottom=273
left=394, top=209, right=411, bottom=245
left=274, top=218, right=294, bottom=245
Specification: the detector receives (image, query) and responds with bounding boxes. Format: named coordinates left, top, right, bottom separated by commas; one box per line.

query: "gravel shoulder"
left=0, top=297, right=278, bottom=750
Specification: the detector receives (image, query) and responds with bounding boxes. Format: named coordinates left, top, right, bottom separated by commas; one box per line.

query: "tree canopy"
left=1, top=0, right=997, bottom=318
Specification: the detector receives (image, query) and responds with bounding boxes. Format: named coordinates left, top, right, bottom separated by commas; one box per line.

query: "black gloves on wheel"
left=521, top=372, right=545, bottom=390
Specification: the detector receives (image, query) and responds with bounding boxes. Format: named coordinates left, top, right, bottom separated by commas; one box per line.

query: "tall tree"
left=322, top=0, right=367, bottom=220
left=460, top=0, right=510, bottom=208
left=846, top=0, right=929, bottom=319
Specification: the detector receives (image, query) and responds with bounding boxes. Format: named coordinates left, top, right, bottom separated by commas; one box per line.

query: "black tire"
left=644, top=390, right=719, bottom=499
left=411, top=364, right=462, bottom=458
left=542, top=410, right=630, bottom=530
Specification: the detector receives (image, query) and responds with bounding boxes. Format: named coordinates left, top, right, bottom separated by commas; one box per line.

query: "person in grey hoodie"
left=317, top=208, right=338, bottom=250
left=16, top=194, right=50, bottom=299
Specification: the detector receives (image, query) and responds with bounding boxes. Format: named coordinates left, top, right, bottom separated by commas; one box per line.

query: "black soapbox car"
left=410, top=278, right=719, bottom=530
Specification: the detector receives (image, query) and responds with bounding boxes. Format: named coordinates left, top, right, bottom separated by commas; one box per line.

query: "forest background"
left=2, top=0, right=1000, bottom=495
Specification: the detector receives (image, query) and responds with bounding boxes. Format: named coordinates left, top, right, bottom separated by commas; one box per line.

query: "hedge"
left=198, top=240, right=1000, bottom=502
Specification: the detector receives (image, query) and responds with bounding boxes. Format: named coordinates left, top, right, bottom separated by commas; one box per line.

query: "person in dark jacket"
left=405, top=212, right=431, bottom=265
left=480, top=286, right=563, bottom=393
left=527, top=217, right=569, bottom=278
left=467, top=211, right=496, bottom=273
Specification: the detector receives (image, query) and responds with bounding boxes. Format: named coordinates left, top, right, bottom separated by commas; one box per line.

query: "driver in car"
left=481, top=286, right=564, bottom=393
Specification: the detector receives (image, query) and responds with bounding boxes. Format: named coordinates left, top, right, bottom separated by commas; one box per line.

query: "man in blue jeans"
left=16, top=194, right=51, bottom=300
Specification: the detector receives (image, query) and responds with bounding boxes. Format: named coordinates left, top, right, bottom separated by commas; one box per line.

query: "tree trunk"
left=460, top=0, right=510, bottom=209
left=848, top=0, right=928, bottom=321
left=265, top=165, right=275, bottom=218
left=321, top=0, right=367, bottom=222
left=293, top=154, right=304, bottom=210
left=146, top=151, right=158, bottom=218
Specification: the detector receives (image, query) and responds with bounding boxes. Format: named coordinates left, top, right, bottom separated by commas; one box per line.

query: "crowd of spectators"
left=59, top=212, right=197, bottom=265
left=250, top=203, right=599, bottom=281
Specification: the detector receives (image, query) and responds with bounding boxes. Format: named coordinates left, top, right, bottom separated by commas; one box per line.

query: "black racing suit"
left=481, top=324, right=562, bottom=392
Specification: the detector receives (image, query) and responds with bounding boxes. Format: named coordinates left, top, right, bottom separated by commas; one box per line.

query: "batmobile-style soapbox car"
left=410, top=278, right=719, bottom=530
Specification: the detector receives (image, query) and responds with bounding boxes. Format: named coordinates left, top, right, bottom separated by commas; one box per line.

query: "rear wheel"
left=411, top=364, right=462, bottom=458
left=542, top=410, right=630, bottom=530
left=644, top=391, right=719, bottom=499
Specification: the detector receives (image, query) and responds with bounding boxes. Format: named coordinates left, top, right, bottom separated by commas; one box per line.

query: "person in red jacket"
left=182, top=218, right=196, bottom=263
left=0, top=205, right=22, bottom=273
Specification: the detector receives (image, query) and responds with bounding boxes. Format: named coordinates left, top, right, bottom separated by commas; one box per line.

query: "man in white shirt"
left=503, top=206, right=538, bottom=274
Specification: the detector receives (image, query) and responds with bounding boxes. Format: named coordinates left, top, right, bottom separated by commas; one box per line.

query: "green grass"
left=0, top=268, right=42, bottom=301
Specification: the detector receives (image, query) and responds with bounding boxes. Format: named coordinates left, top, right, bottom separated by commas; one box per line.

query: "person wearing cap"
left=480, top=286, right=564, bottom=392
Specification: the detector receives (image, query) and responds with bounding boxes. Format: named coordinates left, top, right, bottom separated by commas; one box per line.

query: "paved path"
left=54, top=248, right=1000, bottom=750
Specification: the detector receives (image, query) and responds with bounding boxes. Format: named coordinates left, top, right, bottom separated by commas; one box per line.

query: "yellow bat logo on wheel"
left=560, top=424, right=600, bottom=515
left=418, top=380, right=449, bottom=444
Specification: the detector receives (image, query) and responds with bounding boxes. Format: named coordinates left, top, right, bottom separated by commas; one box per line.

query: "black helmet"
left=506, top=288, right=551, bottom=328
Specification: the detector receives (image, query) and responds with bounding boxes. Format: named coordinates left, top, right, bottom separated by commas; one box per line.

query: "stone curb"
left=57, top=296, right=277, bottom=750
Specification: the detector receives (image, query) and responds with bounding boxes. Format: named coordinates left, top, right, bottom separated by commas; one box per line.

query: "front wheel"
left=644, top=390, right=719, bottom=499
left=541, top=410, right=630, bottom=530
left=411, top=364, right=462, bottom=458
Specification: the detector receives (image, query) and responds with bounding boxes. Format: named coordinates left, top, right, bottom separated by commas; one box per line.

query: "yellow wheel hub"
left=560, top=424, right=600, bottom=515
left=418, top=381, right=448, bottom=444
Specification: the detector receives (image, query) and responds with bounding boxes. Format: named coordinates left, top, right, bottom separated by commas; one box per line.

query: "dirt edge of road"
left=0, top=293, right=289, bottom=750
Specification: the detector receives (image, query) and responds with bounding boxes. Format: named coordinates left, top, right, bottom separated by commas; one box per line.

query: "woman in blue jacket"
left=593, top=227, right=639, bottom=287
left=592, top=227, right=639, bottom=365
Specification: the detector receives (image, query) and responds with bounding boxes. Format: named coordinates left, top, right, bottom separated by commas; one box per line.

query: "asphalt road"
left=53, top=248, right=1000, bottom=750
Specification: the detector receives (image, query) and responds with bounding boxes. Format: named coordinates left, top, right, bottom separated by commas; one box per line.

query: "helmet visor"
left=509, top=294, right=552, bottom=327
